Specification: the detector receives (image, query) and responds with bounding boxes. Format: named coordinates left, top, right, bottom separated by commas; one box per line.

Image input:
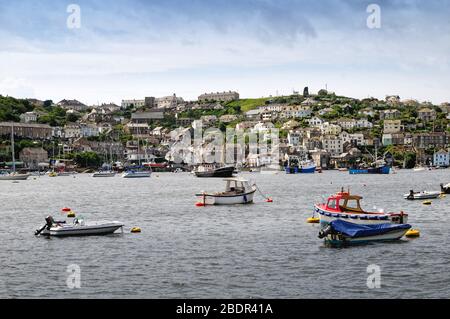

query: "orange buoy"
left=61, top=207, right=71, bottom=213
left=196, top=202, right=206, bottom=207
left=266, top=198, right=273, bottom=203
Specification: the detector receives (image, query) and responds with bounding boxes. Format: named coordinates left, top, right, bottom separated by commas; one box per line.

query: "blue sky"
left=0, top=0, right=449, bottom=104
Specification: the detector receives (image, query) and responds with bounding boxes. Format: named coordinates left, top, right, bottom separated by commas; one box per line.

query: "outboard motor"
left=35, top=216, right=55, bottom=236
left=407, top=190, right=415, bottom=200
left=318, top=225, right=333, bottom=239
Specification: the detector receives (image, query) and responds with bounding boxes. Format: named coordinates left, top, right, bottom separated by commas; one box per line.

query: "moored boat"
left=93, top=171, right=117, bottom=178
left=196, top=178, right=257, bottom=205
left=349, top=165, right=390, bottom=175
left=285, top=156, right=316, bottom=174
left=35, top=216, right=124, bottom=237
left=441, top=183, right=450, bottom=194
left=122, top=166, right=151, bottom=178
left=194, top=165, right=235, bottom=178
left=0, top=172, right=31, bottom=181
left=318, top=219, right=412, bottom=246
left=404, top=190, right=441, bottom=200
left=314, top=189, right=409, bottom=226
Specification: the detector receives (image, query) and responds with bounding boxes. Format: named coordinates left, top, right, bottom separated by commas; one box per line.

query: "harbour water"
left=0, top=170, right=449, bottom=299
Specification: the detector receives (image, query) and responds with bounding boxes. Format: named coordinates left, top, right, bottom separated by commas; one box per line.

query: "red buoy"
left=196, top=202, right=206, bottom=207
left=266, top=198, right=273, bottom=203
left=61, top=207, right=71, bottom=212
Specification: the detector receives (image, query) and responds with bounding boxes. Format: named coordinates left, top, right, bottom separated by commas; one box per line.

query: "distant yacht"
left=0, top=123, right=30, bottom=181
left=122, top=167, right=151, bottom=178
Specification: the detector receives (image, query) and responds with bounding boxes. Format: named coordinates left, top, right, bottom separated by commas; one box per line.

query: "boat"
left=404, top=190, right=441, bottom=200
left=285, top=156, right=316, bottom=174
left=318, top=219, right=412, bottom=246
left=441, top=183, right=450, bottom=194
left=0, top=124, right=30, bottom=181
left=349, top=165, right=390, bottom=175
left=196, top=178, right=257, bottom=205
left=314, top=189, right=409, bottom=226
left=93, top=164, right=116, bottom=177
left=93, top=171, right=116, bottom=177
left=194, top=165, right=235, bottom=178
left=413, top=166, right=429, bottom=172
left=35, top=216, right=124, bottom=237
left=0, top=171, right=31, bottom=181
left=122, top=166, right=151, bottom=178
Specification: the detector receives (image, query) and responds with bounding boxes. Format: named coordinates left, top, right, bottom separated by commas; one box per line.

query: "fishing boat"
left=35, top=216, right=124, bottom=237
left=318, top=219, right=411, bottom=246
left=314, top=189, right=409, bottom=226
left=194, top=165, right=235, bottom=178
left=285, top=156, right=316, bottom=174
left=0, top=124, right=30, bottom=181
left=404, top=190, right=441, bottom=200
left=196, top=178, right=257, bottom=205
left=441, top=183, right=450, bottom=194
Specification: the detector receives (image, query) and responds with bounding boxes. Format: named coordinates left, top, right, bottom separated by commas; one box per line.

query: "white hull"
left=0, top=173, right=31, bottom=181
left=404, top=192, right=441, bottom=200
left=122, top=171, right=151, bottom=178
left=41, top=222, right=124, bottom=237
left=325, top=229, right=409, bottom=245
left=315, top=206, right=408, bottom=225
left=93, top=172, right=116, bottom=178
left=197, top=189, right=256, bottom=205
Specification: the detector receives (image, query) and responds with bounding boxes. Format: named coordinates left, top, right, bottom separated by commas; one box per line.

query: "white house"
left=308, top=117, right=324, bottom=127
left=20, top=112, right=38, bottom=123
left=433, top=149, right=449, bottom=167
left=287, top=131, right=302, bottom=147
left=321, top=135, right=344, bottom=156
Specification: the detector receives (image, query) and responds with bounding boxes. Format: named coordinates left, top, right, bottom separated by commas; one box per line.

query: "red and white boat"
left=314, top=189, right=408, bottom=226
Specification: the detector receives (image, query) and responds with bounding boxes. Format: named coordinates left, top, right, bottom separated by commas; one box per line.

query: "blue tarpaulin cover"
left=330, top=220, right=411, bottom=238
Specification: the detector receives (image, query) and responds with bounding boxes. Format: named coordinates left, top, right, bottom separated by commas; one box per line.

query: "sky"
left=0, top=0, right=449, bottom=105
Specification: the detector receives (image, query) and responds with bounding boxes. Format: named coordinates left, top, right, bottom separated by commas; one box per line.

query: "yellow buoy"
left=423, top=200, right=432, bottom=205
left=406, top=229, right=420, bottom=238
left=307, top=217, right=320, bottom=224
left=67, top=212, right=76, bottom=218
left=131, top=227, right=142, bottom=233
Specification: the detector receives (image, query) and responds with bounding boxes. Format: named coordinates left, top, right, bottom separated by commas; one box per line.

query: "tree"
left=73, top=152, right=102, bottom=168
left=318, top=89, right=328, bottom=97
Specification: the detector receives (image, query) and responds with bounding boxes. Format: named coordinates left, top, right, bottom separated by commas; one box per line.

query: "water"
left=0, top=170, right=449, bottom=299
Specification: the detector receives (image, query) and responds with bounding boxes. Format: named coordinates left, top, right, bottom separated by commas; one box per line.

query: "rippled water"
left=0, top=170, right=449, bottom=299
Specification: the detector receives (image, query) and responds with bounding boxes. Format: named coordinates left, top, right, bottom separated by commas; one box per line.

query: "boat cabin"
left=223, top=178, right=251, bottom=194
left=325, top=190, right=365, bottom=213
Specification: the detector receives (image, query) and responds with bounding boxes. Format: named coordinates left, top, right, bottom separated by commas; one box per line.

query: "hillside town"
left=1, top=88, right=450, bottom=172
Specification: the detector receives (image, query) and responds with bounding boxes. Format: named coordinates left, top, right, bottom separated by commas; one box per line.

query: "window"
left=327, top=199, right=338, bottom=210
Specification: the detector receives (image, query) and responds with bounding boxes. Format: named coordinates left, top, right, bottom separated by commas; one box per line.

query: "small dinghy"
left=35, top=216, right=124, bottom=237
left=319, top=219, right=411, bottom=246
left=196, top=178, right=257, bottom=205
left=404, top=190, right=441, bottom=200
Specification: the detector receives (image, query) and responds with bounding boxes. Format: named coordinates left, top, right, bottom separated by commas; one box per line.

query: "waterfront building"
left=321, top=135, right=344, bottom=156
left=0, top=122, right=52, bottom=139
left=413, top=132, right=450, bottom=149
left=64, top=123, right=82, bottom=139
left=198, top=91, right=239, bottom=102
left=245, top=109, right=262, bottom=120
left=156, top=94, right=183, bottom=109
left=433, top=149, right=449, bottom=167
left=19, top=147, right=48, bottom=170
left=131, top=110, right=165, bottom=123
left=307, top=117, right=324, bottom=127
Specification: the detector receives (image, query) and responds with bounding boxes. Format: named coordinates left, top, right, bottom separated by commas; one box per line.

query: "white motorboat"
left=404, top=190, right=441, bottom=200
left=93, top=171, right=116, bottom=178
left=122, top=170, right=151, bottom=178
left=0, top=172, right=31, bottom=181
left=35, top=216, right=124, bottom=237
left=196, top=178, right=257, bottom=205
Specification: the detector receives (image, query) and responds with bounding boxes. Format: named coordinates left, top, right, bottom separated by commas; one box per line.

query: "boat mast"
left=11, top=123, right=16, bottom=173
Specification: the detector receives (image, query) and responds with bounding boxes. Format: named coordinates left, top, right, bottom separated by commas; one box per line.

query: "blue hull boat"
left=349, top=166, right=390, bottom=175
left=319, top=219, right=411, bottom=246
